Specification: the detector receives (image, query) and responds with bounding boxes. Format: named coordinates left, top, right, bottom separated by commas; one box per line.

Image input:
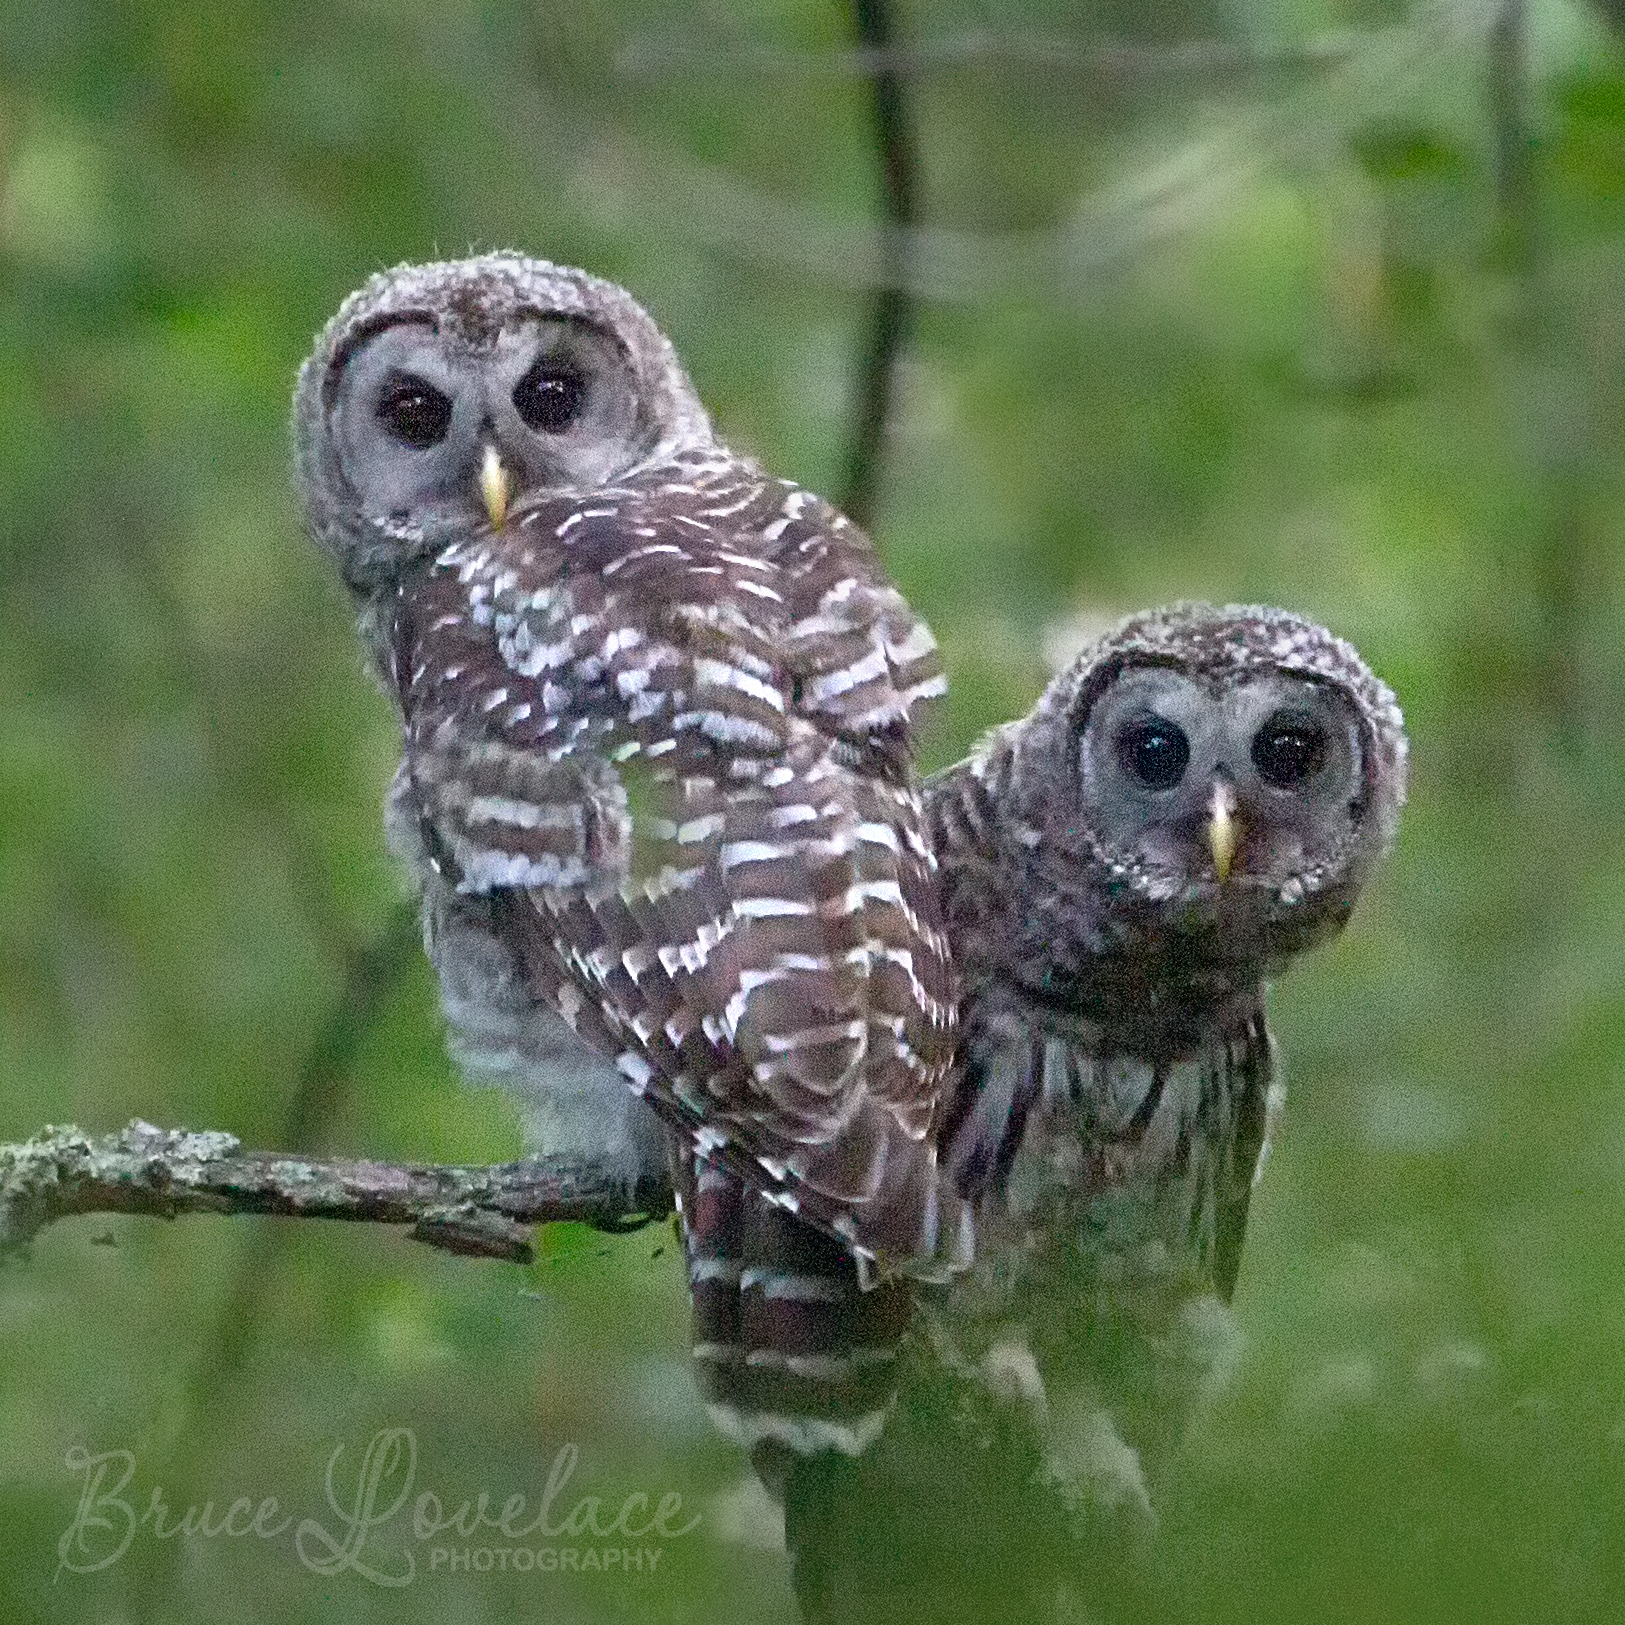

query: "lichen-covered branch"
left=0, top=1120, right=673, bottom=1266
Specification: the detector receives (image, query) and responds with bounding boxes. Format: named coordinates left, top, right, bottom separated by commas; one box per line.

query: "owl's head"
left=1013, top=604, right=1407, bottom=927
left=293, top=254, right=714, bottom=593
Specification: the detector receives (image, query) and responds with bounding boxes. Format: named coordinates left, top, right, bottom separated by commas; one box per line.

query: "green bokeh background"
left=5, top=1, right=1625, bottom=1620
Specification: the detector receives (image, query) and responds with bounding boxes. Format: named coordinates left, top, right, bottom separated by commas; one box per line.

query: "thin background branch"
left=615, top=28, right=1360, bottom=83
left=840, top=0, right=920, bottom=530
left=168, top=895, right=426, bottom=1403
left=1488, top=0, right=1536, bottom=273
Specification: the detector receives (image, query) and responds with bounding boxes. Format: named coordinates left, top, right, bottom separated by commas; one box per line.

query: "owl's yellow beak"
left=479, top=444, right=512, bottom=529
left=1208, top=777, right=1240, bottom=885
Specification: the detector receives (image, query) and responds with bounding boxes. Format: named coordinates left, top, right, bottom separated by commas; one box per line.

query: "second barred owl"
left=775, top=604, right=1405, bottom=1623
left=927, top=603, right=1406, bottom=1370
left=293, top=253, right=969, bottom=1280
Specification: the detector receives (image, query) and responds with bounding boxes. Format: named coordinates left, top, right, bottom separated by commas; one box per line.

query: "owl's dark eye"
left=1117, top=717, right=1190, bottom=790
left=376, top=374, right=453, bottom=449
left=1252, top=711, right=1327, bottom=787
left=513, top=359, right=586, bottom=433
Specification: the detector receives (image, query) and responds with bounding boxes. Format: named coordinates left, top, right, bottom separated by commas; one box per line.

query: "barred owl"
left=292, top=255, right=968, bottom=1288
left=927, top=603, right=1406, bottom=1372
left=778, top=605, right=1407, bottom=1621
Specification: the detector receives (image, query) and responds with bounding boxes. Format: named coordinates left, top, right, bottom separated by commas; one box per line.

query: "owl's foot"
left=1039, top=1398, right=1156, bottom=1546
left=974, top=1331, right=1155, bottom=1544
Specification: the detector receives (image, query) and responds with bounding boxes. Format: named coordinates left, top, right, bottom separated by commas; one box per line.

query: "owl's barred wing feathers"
left=391, top=466, right=967, bottom=1275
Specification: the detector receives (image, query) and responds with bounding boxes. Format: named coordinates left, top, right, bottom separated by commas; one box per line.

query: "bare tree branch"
left=0, top=1120, right=673, bottom=1266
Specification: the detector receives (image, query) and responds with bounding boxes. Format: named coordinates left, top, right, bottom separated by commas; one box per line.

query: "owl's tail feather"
left=677, top=1150, right=914, bottom=1496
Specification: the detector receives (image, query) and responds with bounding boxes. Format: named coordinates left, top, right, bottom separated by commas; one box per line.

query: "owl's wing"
left=761, top=485, right=947, bottom=778
left=390, top=477, right=965, bottom=1275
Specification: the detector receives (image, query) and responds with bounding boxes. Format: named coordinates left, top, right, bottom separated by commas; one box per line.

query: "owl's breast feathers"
left=941, top=999, right=1274, bottom=1312
left=386, top=463, right=969, bottom=1277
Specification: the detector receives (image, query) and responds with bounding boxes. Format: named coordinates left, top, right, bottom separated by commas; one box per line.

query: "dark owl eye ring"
left=1116, top=716, right=1191, bottom=790
left=376, top=373, right=454, bottom=450
left=1252, top=711, right=1328, bottom=787
left=513, top=358, right=586, bottom=434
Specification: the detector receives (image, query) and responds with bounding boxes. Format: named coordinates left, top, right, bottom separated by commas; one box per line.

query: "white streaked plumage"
left=293, top=258, right=969, bottom=1493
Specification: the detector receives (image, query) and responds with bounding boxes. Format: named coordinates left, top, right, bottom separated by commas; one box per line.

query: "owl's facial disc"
left=331, top=313, right=645, bottom=543
left=1078, top=665, right=1365, bottom=897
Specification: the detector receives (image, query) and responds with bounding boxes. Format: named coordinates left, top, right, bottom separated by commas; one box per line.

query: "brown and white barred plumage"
left=294, top=255, right=969, bottom=1292
left=388, top=466, right=966, bottom=1266
left=680, top=1145, right=914, bottom=1463
left=690, top=604, right=1407, bottom=1486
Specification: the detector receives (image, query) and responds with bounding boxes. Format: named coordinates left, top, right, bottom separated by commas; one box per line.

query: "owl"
left=781, top=602, right=1408, bottom=1617
left=292, top=254, right=970, bottom=1305
left=780, top=607, right=1404, bottom=1612
left=927, top=601, right=1406, bottom=1371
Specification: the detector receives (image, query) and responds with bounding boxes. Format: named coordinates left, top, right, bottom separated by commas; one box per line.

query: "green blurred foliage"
left=3, top=0, right=1625, bottom=1620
